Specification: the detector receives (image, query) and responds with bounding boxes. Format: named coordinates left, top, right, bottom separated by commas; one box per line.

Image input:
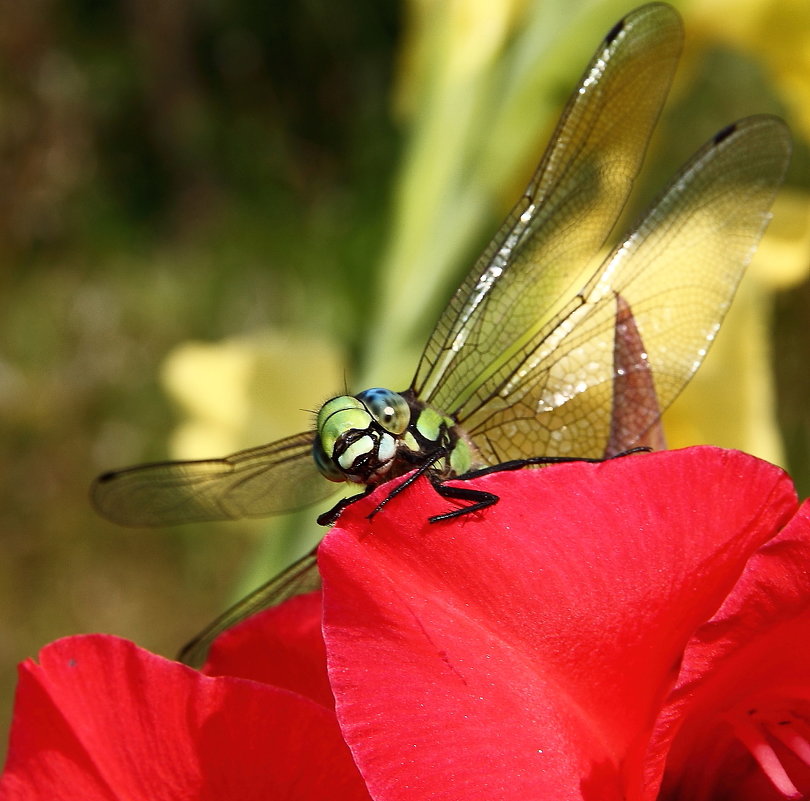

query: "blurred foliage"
left=1, top=0, right=809, bottom=763
left=0, top=0, right=400, bottom=759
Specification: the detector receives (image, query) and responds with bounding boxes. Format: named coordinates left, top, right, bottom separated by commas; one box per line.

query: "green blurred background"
left=1, top=0, right=809, bottom=757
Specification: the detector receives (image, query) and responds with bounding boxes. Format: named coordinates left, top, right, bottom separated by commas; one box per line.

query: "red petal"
left=0, top=635, right=370, bottom=801
left=319, top=447, right=796, bottom=801
left=648, top=500, right=810, bottom=801
left=204, top=591, right=333, bottom=708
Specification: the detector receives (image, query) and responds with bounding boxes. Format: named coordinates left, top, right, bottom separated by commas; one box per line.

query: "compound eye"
left=312, top=437, right=344, bottom=482
left=356, top=388, right=410, bottom=434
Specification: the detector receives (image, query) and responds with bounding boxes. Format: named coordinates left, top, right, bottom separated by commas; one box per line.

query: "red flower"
left=3, top=447, right=810, bottom=800
left=0, top=595, right=371, bottom=801
left=318, top=446, right=810, bottom=800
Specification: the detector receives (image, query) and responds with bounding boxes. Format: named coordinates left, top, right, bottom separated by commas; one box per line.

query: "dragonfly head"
left=313, top=388, right=411, bottom=485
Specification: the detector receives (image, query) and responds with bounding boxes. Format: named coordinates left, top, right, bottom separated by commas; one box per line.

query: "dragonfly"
left=92, top=2, right=791, bottom=666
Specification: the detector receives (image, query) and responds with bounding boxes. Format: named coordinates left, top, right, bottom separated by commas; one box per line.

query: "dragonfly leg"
left=318, top=446, right=451, bottom=525
left=367, top=448, right=449, bottom=520
left=317, top=488, right=373, bottom=526
left=458, top=445, right=651, bottom=482
left=428, top=447, right=653, bottom=523
left=457, top=454, right=604, bottom=481
left=428, top=477, right=500, bottom=523
left=608, top=446, right=652, bottom=458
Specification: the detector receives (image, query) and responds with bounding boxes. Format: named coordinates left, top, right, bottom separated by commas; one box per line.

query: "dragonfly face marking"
left=313, top=391, right=411, bottom=485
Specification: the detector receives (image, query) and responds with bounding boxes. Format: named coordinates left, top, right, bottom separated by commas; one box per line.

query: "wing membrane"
left=91, top=431, right=334, bottom=526
left=412, top=3, right=683, bottom=413
left=462, top=115, right=792, bottom=461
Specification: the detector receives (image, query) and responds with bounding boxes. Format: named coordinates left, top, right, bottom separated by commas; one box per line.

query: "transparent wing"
left=412, top=3, right=683, bottom=413
left=462, top=115, right=791, bottom=461
left=91, top=431, right=335, bottom=526
left=178, top=548, right=320, bottom=667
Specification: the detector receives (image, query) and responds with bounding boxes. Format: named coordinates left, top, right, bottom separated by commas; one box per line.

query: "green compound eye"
left=356, top=388, right=410, bottom=435
left=312, top=437, right=344, bottom=482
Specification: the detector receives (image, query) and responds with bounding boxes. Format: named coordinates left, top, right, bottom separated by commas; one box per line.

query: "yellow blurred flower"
left=161, top=331, right=345, bottom=460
